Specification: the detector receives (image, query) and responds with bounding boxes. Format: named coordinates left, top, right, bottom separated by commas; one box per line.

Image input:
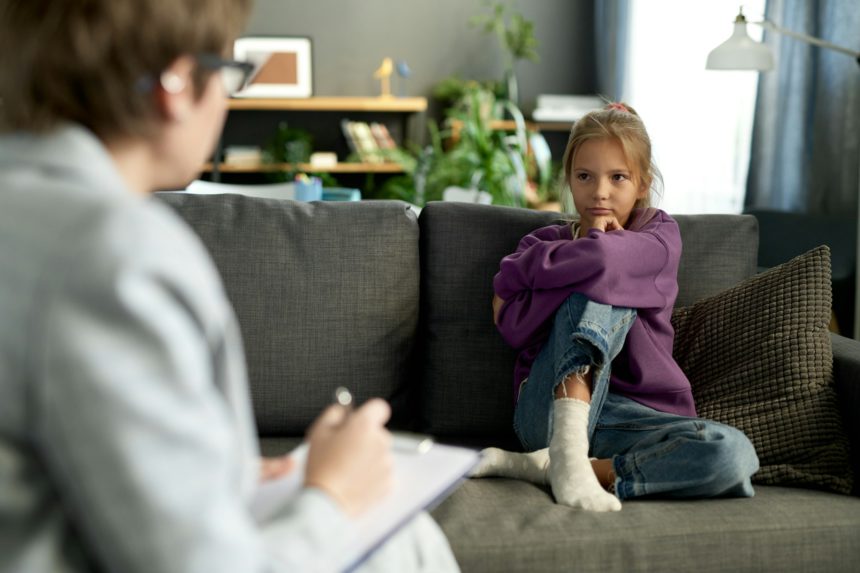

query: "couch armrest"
left=832, top=332, right=860, bottom=495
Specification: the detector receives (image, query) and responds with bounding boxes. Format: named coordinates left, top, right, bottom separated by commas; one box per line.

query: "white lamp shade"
left=706, top=21, right=775, bottom=71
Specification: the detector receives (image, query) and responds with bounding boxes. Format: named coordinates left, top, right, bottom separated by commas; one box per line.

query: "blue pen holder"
left=295, top=178, right=323, bottom=202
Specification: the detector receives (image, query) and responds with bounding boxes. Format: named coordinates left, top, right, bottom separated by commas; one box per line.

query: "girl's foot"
left=548, top=398, right=621, bottom=511
left=470, top=447, right=549, bottom=484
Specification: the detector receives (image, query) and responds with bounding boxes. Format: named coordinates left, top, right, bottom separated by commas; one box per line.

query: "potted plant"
left=470, top=0, right=539, bottom=105
left=380, top=83, right=530, bottom=208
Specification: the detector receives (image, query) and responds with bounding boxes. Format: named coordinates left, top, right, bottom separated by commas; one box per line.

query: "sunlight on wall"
left=624, top=0, right=766, bottom=214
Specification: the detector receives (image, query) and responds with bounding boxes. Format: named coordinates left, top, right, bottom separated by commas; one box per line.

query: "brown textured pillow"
left=672, top=245, right=854, bottom=494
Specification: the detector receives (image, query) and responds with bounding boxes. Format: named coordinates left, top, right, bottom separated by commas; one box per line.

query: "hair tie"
left=606, top=102, right=629, bottom=113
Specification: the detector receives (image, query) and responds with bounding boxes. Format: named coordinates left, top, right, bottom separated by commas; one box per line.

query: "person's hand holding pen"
left=303, top=388, right=394, bottom=516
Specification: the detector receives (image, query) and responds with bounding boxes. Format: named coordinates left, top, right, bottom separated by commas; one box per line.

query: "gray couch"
left=157, top=194, right=860, bottom=572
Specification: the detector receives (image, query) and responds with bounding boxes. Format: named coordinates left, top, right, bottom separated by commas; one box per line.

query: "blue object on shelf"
left=295, top=177, right=323, bottom=201
left=322, top=187, right=362, bottom=202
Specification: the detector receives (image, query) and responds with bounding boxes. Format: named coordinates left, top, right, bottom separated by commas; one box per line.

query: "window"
left=624, top=0, right=766, bottom=214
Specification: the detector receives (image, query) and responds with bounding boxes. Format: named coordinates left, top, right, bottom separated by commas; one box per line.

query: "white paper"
left=251, top=441, right=480, bottom=571
left=184, top=180, right=297, bottom=200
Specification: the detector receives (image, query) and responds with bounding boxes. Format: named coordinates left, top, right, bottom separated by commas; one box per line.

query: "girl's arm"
left=490, top=225, right=567, bottom=328
left=494, top=217, right=679, bottom=349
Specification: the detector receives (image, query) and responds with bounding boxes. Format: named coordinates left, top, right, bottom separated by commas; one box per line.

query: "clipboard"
left=251, top=438, right=481, bottom=572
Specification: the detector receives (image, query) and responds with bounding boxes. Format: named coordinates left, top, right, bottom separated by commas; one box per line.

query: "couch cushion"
left=418, top=204, right=560, bottom=442
left=432, top=479, right=860, bottom=572
left=672, top=246, right=854, bottom=494
left=157, top=194, right=419, bottom=435
left=417, top=202, right=759, bottom=439
left=673, top=214, right=759, bottom=308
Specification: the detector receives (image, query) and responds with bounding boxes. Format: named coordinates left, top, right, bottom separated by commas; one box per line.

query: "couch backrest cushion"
left=417, top=203, right=560, bottom=444
left=158, top=194, right=419, bottom=435
left=674, top=214, right=760, bottom=308
left=417, top=202, right=759, bottom=440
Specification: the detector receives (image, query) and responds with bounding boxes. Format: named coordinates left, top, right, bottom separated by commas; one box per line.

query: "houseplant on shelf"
left=262, top=122, right=338, bottom=186
left=261, top=122, right=312, bottom=183
left=380, top=82, right=530, bottom=208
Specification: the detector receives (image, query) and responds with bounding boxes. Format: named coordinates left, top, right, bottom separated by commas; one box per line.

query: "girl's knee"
left=702, top=424, right=760, bottom=491
left=553, top=293, right=635, bottom=360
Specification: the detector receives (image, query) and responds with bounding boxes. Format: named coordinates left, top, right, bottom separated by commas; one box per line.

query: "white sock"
left=469, top=447, right=549, bottom=484
left=548, top=398, right=621, bottom=511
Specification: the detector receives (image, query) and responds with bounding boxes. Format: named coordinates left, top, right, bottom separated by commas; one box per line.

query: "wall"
left=245, top=0, right=596, bottom=115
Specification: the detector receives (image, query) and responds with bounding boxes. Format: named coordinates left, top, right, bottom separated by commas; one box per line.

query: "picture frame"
left=233, top=36, right=313, bottom=98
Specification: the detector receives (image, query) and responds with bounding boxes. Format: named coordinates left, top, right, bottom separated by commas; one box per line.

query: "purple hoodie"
left=493, top=208, right=697, bottom=418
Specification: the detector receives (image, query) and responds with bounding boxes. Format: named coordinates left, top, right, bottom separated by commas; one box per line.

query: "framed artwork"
left=233, top=36, right=313, bottom=98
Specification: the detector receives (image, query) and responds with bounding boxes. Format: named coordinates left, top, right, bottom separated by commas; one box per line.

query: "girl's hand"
left=585, top=214, right=623, bottom=233
left=259, top=455, right=296, bottom=482
left=492, top=294, right=505, bottom=325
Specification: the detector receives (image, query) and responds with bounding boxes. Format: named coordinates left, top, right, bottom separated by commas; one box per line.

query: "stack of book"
left=531, top=94, right=604, bottom=122
left=341, top=120, right=398, bottom=164
left=223, top=145, right=263, bottom=168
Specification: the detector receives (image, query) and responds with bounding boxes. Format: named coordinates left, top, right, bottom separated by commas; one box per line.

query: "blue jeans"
left=513, top=293, right=760, bottom=500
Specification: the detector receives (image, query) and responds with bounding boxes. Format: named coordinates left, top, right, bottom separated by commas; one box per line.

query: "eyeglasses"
left=196, top=54, right=255, bottom=96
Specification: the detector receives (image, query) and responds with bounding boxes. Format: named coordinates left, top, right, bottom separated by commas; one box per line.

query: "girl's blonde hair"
left=560, top=102, right=663, bottom=214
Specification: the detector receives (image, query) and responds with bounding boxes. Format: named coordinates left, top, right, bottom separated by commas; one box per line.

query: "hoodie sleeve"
left=493, top=214, right=678, bottom=349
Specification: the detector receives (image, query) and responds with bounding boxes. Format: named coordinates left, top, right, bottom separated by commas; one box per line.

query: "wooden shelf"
left=208, top=97, right=426, bottom=183
left=451, top=119, right=574, bottom=136
left=486, top=120, right=573, bottom=132
left=534, top=121, right=575, bottom=132
left=203, top=162, right=406, bottom=174
left=227, top=96, right=428, bottom=113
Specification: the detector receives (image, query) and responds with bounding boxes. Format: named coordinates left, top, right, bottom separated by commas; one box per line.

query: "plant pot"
left=504, top=69, right=519, bottom=105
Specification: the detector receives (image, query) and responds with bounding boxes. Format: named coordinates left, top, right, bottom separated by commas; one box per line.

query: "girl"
left=472, top=103, right=760, bottom=512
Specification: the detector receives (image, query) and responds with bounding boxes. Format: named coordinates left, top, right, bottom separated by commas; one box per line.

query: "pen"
left=334, top=386, right=353, bottom=410
left=332, top=386, right=433, bottom=454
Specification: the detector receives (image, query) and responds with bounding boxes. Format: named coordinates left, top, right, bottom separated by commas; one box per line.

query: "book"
left=340, top=119, right=360, bottom=156
left=532, top=94, right=604, bottom=122
left=370, top=122, right=397, bottom=150
left=223, top=145, right=263, bottom=167
left=341, top=120, right=386, bottom=163
left=251, top=438, right=480, bottom=572
left=352, top=121, right=383, bottom=163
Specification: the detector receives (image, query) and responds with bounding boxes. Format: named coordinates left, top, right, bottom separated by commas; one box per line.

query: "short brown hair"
left=0, top=0, right=253, bottom=138
left=561, top=102, right=662, bottom=210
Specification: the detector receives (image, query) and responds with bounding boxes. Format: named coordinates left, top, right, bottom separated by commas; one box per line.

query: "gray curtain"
left=594, top=0, right=631, bottom=102
left=745, top=0, right=860, bottom=215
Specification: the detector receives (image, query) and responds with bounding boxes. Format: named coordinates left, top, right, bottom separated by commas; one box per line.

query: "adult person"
left=0, top=1, right=458, bottom=571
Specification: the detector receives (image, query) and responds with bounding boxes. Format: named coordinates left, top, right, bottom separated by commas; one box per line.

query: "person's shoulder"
left=105, top=197, right=224, bottom=289
left=529, top=222, right=572, bottom=240
left=629, top=209, right=683, bottom=266
left=56, top=194, right=229, bottom=321
left=631, top=208, right=680, bottom=237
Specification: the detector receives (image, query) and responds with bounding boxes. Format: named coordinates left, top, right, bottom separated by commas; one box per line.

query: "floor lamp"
left=706, top=8, right=860, bottom=339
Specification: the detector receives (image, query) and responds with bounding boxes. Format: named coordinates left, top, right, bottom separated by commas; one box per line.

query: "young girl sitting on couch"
left=471, top=103, right=760, bottom=512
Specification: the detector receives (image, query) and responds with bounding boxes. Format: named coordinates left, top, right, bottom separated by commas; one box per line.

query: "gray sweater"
left=0, top=126, right=355, bottom=572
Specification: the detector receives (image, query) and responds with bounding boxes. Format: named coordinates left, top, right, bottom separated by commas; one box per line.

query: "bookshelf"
left=227, top=96, right=427, bottom=113
left=202, top=162, right=406, bottom=174
left=205, top=96, right=428, bottom=182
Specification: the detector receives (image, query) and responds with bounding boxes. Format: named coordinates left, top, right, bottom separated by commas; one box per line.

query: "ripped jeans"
left=513, top=292, right=759, bottom=500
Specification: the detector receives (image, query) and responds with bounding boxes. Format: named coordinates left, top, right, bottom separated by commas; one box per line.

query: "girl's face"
left=569, top=137, right=647, bottom=232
